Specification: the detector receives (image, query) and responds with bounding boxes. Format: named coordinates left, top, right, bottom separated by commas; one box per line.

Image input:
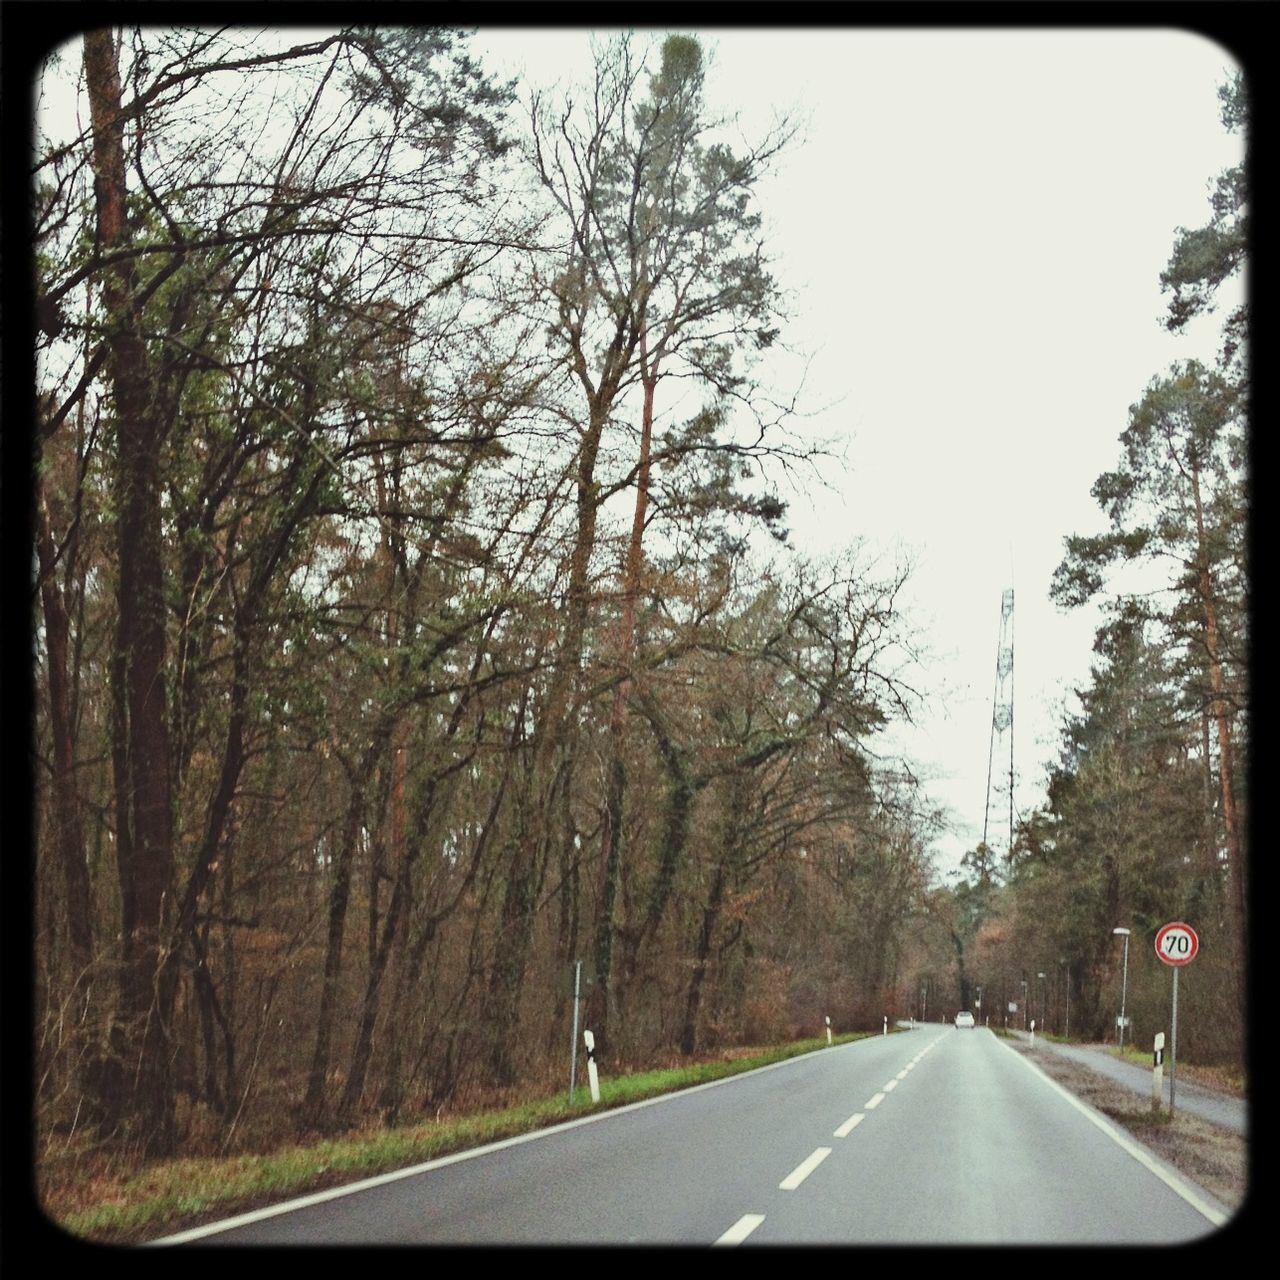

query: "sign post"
left=568, top=959, right=582, bottom=1104
left=1154, top=922, right=1199, bottom=1117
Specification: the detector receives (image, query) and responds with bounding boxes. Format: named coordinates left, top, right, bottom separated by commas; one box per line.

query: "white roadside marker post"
left=583, top=1028, right=600, bottom=1103
left=883, top=1015, right=887, bottom=1036
left=1029, top=1018, right=1036, bottom=1046
left=1152, top=1031, right=1166, bottom=1115
left=825, top=1015, right=832, bottom=1046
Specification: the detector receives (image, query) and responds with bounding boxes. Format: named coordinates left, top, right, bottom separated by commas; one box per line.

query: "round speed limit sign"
left=1155, top=921, right=1199, bottom=966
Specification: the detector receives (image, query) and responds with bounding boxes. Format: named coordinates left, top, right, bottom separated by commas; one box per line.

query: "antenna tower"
left=982, top=588, right=1015, bottom=860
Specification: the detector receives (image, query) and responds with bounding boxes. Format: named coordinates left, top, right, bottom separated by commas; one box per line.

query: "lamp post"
left=1113, top=927, right=1131, bottom=1052
left=1037, top=972, right=1047, bottom=1034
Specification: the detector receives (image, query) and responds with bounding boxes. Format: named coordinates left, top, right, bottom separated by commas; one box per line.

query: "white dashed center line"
left=714, top=1213, right=766, bottom=1245
left=780, top=1147, right=832, bottom=1190
left=834, top=1112, right=865, bottom=1138
left=719, top=1037, right=948, bottom=1245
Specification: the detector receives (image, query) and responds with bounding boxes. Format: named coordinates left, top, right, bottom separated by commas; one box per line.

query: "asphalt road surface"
left=159, top=1027, right=1231, bottom=1246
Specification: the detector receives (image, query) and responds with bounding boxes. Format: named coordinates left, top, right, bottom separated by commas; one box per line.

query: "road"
left=158, top=1027, right=1231, bottom=1246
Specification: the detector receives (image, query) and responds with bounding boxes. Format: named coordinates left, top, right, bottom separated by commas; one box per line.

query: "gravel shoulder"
left=1004, top=1037, right=1248, bottom=1217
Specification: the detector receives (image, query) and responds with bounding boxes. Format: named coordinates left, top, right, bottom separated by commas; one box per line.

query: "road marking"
left=997, top=1037, right=1229, bottom=1227
left=864, top=1091, right=886, bottom=1109
left=714, top=1213, right=765, bottom=1245
left=897, top=1069, right=909, bottom=1079
left=883, top=1079, right=898, bottom=1092
left=780, top=1147, right=832, bottom=1190
left=834, top=1113, right=865, bottom=1138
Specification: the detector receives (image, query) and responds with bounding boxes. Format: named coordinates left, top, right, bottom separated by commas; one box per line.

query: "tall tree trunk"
left=593, top=335, right=658, bottom=1052
left=681, top=772, right=744, bottom=1057
left=680, top=857, right=727, bottom=1057
left=1188, top=465, right=1245, bottom=1024
left=35, top=483, right=95, bottom=991
left=339, top=865, right=408, bottom=1123
left=1200, top=709, right=1216, bottom=869
left=483, top=399, right=610, bottom=1082
left=624, top=695, right=696, bottom=986
left=85, top=27, right=178, bottom=1156
left=35, top=470, right=110, bottom=1127
left=303, top=730, right=390, bottom=1125
left=486, top=778, right=539, bottom=1085
left=550, top=758, right=581, bottom=1043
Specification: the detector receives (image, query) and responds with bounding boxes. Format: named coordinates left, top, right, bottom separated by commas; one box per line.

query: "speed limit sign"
left=1155, top=921, right=1199, bottom=966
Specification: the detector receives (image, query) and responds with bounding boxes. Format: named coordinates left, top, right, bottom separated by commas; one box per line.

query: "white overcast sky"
left=471, top=26, right=1244, bottom=874
left=36, top=25, right=1243, bottom=877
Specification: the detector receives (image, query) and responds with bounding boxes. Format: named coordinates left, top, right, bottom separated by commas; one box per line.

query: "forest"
left=948, top=68, right=1249, bottom=1070
left=31, top=28, right=1247, bottom=1166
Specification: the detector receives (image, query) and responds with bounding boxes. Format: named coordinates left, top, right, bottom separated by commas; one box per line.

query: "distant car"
left=954, top=1011, right=976, bottom=1028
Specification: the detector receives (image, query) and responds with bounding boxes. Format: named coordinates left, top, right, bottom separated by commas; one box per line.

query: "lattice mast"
left=982, top=588, right=1015, bottom=859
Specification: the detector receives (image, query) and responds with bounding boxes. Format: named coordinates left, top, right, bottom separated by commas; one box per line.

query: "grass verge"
left=42, top=1030, right=880, bottom=1245
left=1094, top=1042, right=1246, bottom=1096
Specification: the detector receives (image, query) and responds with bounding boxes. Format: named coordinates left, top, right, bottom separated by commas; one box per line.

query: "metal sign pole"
left=568, top=960, right=582, bottom=1104
left=1153, top=921, right=1198, bottom=1119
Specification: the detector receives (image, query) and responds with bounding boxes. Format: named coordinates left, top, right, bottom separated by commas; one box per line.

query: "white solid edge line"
left=714, top=1213, right=766, bottom=1245
left=864, top=1092, right=886, bottom=1110
left=151, top=1038, right=870, bottom=1245
left=997, top=1037, right=1228, bottom=1227
left=834, top=1113, right=865, bottom=1138
left=780, top=1147, right=832, bottom=1190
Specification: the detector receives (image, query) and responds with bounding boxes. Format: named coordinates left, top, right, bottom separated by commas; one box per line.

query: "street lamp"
left=1037, top=972, right=1047, bottom=1033
left=1113, top=927, right=1131, bottom=1051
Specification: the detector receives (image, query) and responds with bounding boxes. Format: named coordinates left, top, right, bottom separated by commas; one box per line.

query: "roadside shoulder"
left=1002, top=1037, right=1246, bottom=1216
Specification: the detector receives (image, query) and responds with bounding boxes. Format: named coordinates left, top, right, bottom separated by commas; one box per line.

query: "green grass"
left=1110, top=1042, right=1151, bottom=1066
left=49, top=1029, right=883, bottom=1244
